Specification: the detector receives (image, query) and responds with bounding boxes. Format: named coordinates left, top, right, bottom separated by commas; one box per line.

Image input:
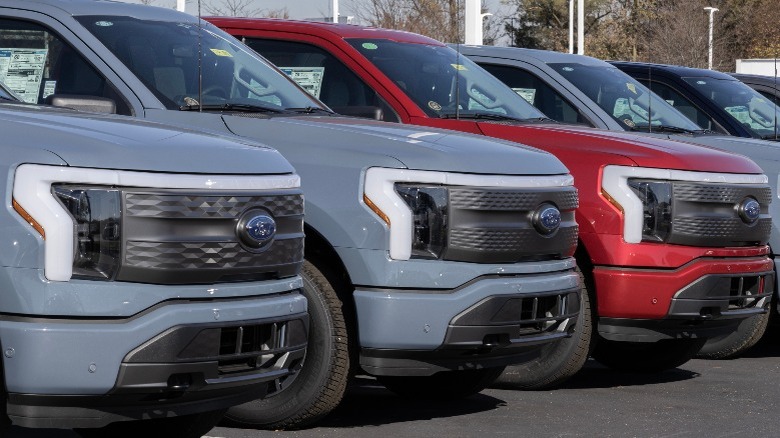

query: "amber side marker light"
left=13, top=199, right=45, bottom=239
left=363, top=194, right=390, bottom=226
left=600, top=189, right=625, bottom=214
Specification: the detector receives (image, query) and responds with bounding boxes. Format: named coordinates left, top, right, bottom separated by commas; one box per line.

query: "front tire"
left=592, top=338, right=706, bottom=372
left=696, top=311, right=770, bottom=359
left=377, top=367, right=505, bottom=399
left=75, top=410, right=225, bottom=438
left=223, top=261, right=349, bottom=430
left=495, top=270, right=592, bottom=389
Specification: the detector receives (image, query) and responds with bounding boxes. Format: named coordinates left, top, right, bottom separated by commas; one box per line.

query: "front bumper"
left=353, top=260, right=580, bottom=376
left=594, top=255, right=774, bottom=342
left=2, top=292, right=308, bottom=429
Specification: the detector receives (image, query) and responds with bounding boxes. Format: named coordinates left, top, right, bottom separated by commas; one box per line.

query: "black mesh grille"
left=450, top=188, right=578, bottom=211
left=445, top=186, right=578, bottom=263
left=126, top=194, right=304, bottom=218
left=674, top=183, right=772, bottom=205
left=125, top=239, right=304, bottom=269
left=668, top=182, right=771, bottom=247
left=673, top=217, right=772, bottom=238
left=449, top=227, right=578, bottom=252
left=118, top=189, right=304, bottom=284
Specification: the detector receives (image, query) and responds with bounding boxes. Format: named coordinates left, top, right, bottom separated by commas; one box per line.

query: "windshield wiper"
left=760, top=134, right=780, bottom=140
left=285, top=106, right=335, bottom=115
left=179, top=102, right=287, bottom=113
left=439, top=112, right=526, bottom=122
left=628, top=125, right=703, bottom=135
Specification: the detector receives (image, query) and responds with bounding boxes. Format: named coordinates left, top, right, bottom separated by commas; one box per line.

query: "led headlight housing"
left=626, top=179, right=672, bottom=242
left=395, top=184, right=448, bottom=259
left=53, top=185, right=122, bottom=280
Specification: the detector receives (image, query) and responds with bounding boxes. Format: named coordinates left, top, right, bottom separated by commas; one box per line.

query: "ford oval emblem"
left=238, top=211, right=276, bottom=248
left=533, top=204, right=562, bottom=235
left=738, top=198, right=761, bottom=224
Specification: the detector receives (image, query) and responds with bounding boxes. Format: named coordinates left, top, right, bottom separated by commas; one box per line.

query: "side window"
left=243, top=38, right=400, bottom=123
left=481, top=63, right=591, bottom=126
left=0, top=18, right=131, bottom=115
left=639, top=79, right=725, bottom=134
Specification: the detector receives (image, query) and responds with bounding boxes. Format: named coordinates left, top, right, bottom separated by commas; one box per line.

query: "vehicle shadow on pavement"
left=491, top=359, right=700, bottom=392
left=314, top=376, right=505, bottom=428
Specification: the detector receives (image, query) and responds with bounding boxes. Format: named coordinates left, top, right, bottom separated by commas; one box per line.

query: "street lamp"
left=704, top=6, right=719, bottom=70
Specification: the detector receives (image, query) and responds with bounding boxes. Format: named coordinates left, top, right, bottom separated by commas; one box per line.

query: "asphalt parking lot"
left=11, top=330, right=780, bottom=438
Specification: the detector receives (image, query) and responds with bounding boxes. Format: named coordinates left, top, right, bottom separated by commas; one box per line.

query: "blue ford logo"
left=533, top=204, right=562, bottom=235
left=238, top=211, right=276, bottom=249
left=738, top=198, right=761, bottom=224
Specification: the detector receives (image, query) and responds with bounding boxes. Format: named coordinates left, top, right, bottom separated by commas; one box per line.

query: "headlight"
left=363, top=167, right=575, bottom=260
left=53, top=185, right=122, bottom=280
left=395, top=184, right=448, bottom=259
left=627, top=179, right=672, bottom=242
left=601, top=165, right=768, bottom=244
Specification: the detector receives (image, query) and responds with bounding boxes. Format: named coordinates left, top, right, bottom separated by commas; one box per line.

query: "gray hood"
left=222, top=115, right=569, bottom=176
left=0, top=103, right=294, bottom=174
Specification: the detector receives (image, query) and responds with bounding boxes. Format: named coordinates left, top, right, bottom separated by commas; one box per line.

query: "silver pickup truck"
left=0, top=90, right=308, bottom=436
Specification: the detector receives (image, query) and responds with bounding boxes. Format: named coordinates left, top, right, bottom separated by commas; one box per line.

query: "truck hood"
left=478, top=122, right=763, bottom=174
left=0, top=103, right=294, bottom=174
left=221, top=115, right=570, bottom=175
left=656, top=133, right=780, bottom=165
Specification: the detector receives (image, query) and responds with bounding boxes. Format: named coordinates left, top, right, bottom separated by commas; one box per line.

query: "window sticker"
left=362, top=42, right=378, bottom=50
left=428, top=101, right=442, bottom=111
left=512, top=87, right=536, bottom=104
left=280, top=66, right=325, bottom=99
left=626, top=83, right=637, bottom=94
left=0, top=48, right=48, bottom=103
left=95, top=21, right=113, bottom=27
left=42, top=80, right=56, bottom=99
left=665, top=99, right=675, bottom=105
left=451, top=64, right=467, bottom=71
left=209, top=48, right=232, bottom=57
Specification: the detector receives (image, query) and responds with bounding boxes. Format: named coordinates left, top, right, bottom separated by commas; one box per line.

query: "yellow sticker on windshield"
left=626, top=83, right=637, bottom=94
left=210, top=49, right=233, bottom=57
left=451, top=64, right=468, bottom=71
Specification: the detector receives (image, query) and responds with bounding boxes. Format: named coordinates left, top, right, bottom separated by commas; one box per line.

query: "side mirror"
left=45, top=94, right=116, bottom=114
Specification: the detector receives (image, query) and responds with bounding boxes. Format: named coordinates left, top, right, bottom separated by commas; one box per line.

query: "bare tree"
left=203, top=0, right=260, bottom=17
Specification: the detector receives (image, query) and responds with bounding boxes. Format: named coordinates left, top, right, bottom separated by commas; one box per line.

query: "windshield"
left=77, top=16, right=323, bottom=111
left=683, top=77, right=779, bottom=138
left=550, top=63, right=702, bottom=131
left=347, top=39, right=546, bottom=120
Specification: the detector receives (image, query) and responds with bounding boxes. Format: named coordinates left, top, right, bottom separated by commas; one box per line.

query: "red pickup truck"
left=212, top=17, right=773, bottom=391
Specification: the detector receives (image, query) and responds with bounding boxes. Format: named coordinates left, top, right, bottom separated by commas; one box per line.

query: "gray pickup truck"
left=460, top=45, right=780, bottom=360
left=0, top=89, right=308, bottom=436
left=0, top=0, right=583, bottom=429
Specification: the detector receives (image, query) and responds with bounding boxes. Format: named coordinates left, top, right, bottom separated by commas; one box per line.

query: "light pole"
left=704, top=6, right=719, bottom=70
left=568, top=0, right=574, bottom=54
left=333, top=0, right=339, bottom=23
left=577, top=0, right=584, bottom=55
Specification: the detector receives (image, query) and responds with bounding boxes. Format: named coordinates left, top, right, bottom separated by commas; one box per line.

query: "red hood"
left=477, top=122, right=762, bottom=174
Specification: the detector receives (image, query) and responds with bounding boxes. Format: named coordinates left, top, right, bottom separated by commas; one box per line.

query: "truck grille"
left=669, top=182, right=771, bottom=247
left=446, top=186, right=579, bottom=263
left=117, top=189, right=304, bottom=284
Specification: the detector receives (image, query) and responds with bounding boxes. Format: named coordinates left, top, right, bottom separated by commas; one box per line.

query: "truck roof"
left=610, top=61, right=737, bottom=80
